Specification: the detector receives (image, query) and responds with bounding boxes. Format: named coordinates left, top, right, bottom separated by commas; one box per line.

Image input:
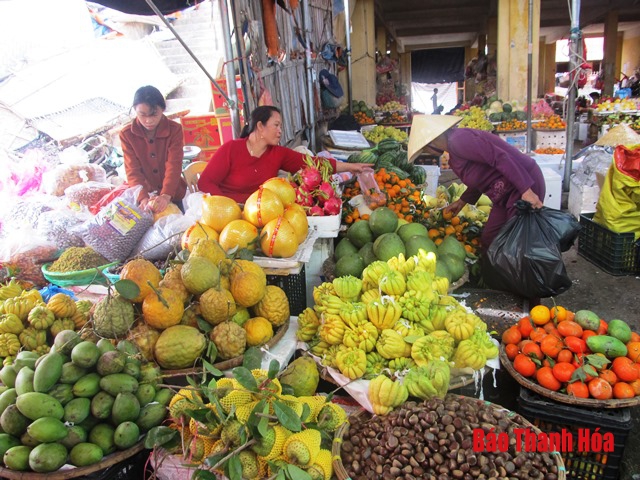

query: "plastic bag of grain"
left=76, top=186, right=153, bottom=262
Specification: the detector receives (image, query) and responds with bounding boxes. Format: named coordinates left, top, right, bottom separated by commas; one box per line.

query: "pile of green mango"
left=0, top=330, right=169, bottom=473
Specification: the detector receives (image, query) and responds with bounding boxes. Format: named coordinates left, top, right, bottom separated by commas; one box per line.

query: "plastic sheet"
left=36, top=209, right=88, bottom=250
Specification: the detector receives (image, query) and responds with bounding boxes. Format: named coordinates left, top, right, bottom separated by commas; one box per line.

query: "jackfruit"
left=252, top=424, right=292, bottom=460
left=306, top=449, right=333, bottom=480
left=283, top=428, right=322, bottom=467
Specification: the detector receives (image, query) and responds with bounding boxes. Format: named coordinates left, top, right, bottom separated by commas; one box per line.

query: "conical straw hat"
left=407, top=114, right=462, bottom=163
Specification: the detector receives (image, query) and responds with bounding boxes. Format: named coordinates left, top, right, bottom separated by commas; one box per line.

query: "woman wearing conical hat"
left=407, top=115, right=545, bottom=251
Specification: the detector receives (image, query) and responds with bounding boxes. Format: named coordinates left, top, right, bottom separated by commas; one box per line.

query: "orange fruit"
left=612, top=382, right=635, bottom=399
left=550, top=305, right=568, bottom=323
left=552, top=362, right=576, bottom=383
left=588, top=377, right=613, bottom=400
left=505, top=343, right=519, bottom=360
left=599, top=369, right=618, bottom=386
left=611, top=356, right=640, bottom=382
left=540, top=334, right=563, bottom=359
left=626, top=341, right=640, bottom=363
left=513, top=353, right=537, bottom=378
left=536, top=366, right=561, bottom=391
left=556, top=349, right=574, bottom=364
left=501, top=326, right=522, bottom=345
left=518, top=317, right=533, bottom=338
left=566, top=381, right=589, bottom=398
left=522, top=342, right=543, bottom=361
left=530, top=305, right=551, bottom=326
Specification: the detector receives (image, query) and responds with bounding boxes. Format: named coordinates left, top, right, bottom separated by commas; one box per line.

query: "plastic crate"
left=267, top=265, right=307, bottom=316
left=578, top=213, right=640, bottom=275
left=517, top=388, right=632, bottom=480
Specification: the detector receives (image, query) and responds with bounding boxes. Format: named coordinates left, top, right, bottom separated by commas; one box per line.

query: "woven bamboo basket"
left=499, top=344, right=640, bottom=408
left=332, top=396, right=566, bottom=480
left=161, top=318, right=290, bottom=381
left=0, top=442, right=145, bottom=479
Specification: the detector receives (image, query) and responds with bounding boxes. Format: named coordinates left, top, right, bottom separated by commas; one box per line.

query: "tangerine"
left=626, top=341, right=640, bottom=363
left=552, top=362, right=576, bottom=383
left=566, top=381, right=590, bottom=398
left=505, top=343, right=519, bottom=360
left=540, top=334, right=564, bottom=359
left=588, top=377, right=613, bottom=400
left=513, top=353, right=537, bottom=377
left=629, top=379, right=640, bottom=396
left=556, top=349, right=574, bottom=364
left=536, top=366, right=561, bottom=391
left=599, top=369, right=618, bottom=386
left=630, top=332, right=640, bottom=343
left=530, top=328, right=548, bottom=343
left=530, top=305, right=551, bottom=326
left=550, top=305, right=568, bottom=323
left=501, top=326, right=522, bottom=345
left=518, top=316, right=533, bottom=338
left=612, top=382, right=635, bottom=399
left=522, top=342, right=543, bottom=361
left=611, top=356, right=639, bottom=382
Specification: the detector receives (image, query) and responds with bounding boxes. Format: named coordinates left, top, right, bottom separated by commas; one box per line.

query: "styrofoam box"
left=417, top=165, right=441, bottom=197
left=534, top=130, right=567, bottom=149
left=307, top=214, right=341, bottom=238
left=540, top=167, right=562, bottom=210
left=568, top=177, right=600, bottom=219
left=305, top=238, right=334, bottom=308
left=498, top=131, right=527, bottom=152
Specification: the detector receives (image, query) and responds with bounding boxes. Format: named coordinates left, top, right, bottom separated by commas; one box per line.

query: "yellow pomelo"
left=260, top=217, right=299, bottom=258
left=201, top=195, right=242, bottom=232
left=283, top=204, right=309, bottom=244
left=218, top=220, right=259, bottom=252
left=182, top=222, right=219, bottom=250
left=262, top=177, right=297, bottom=207
left=243, top=187, right=284, bottom=228
left=244, top=317, right=273, bottom=347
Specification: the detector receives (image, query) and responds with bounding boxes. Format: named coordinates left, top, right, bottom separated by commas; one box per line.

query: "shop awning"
left=90, top=0, right=194, bottom=15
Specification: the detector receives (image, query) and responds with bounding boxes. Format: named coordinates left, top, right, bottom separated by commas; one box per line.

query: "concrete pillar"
left=497, top=0, right=540, bottom=103
left=487, top=16, right=498, bottom=57
left=349, top=0, right=377, bottom=105
left=399, top=52, right=411, bottom=104
left=478, top=34, right=487, bottom=57
left=602, top=10, right=618, bottom=97
left=538, top=41, right=556, bottom=97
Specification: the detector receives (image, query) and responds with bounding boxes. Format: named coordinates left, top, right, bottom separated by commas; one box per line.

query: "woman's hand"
left=335, top=162, right=372, bottom=174
left=521, top=188, right=544, bottom=209
left=443, top=198, right=466, bottom=217
left=149, top=194, right=172, bottom=214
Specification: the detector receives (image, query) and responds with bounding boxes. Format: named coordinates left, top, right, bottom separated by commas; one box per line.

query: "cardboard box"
left=180, top=114, right=221, bottom=150
left=216, top=114, right=234, bottom=145
left=212, top=75, right=244, bottom=113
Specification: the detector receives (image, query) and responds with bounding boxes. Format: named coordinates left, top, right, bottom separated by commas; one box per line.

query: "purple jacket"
left=447, top=128, right=541, bottom=206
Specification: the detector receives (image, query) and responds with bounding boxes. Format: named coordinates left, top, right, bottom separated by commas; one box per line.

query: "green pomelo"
left=440, top=253, right=465, bottom=282
left=435, top=260, right=452, bottom=283
left=397, top=223, right=429, bottom=243
left=395, top=218, right=409, bottom=231
left=369, top=207, right=398, bottom=237
left=334, top=238, right=359, bottom=261
left=346, top=220, right=374, bottom=248
left=437, top=235, right=466, bottom=262
left=278, top=357, right=319, bottom=396
left=335, top=254, right=365, bottom=279
left=404, top=235, right=438, bottom=258
left=373, top=233, right=406, bottom=261
left=358, top=242, right=377, bottom=266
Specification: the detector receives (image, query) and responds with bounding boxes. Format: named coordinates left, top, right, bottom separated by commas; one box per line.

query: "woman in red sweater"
left=197, top=106, right=368, bottom=202
left=119, top=85, right=187, bottom=213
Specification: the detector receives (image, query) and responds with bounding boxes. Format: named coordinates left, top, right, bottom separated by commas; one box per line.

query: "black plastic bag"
left=484, top=202, right=580, bottom=298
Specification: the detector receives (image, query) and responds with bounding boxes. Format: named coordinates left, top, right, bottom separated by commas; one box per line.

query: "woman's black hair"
left=240, top=106, right=281, bottom=138
left=132, top=85, right=166, bottom=113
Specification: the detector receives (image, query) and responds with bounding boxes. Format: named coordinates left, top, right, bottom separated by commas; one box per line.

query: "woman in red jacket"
left=119, top=85, right=187, bottom=213
left=197, top=106, right=368, bottom=203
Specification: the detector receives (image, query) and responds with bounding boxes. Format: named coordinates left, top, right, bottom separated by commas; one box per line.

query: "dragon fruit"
left=323, top=197, right=342, bottom=215
left=309, top=205, right=324, bottom=216
left=299, top=167, right=322, bottom=190
left=317, top=182, right=336, bottom=199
